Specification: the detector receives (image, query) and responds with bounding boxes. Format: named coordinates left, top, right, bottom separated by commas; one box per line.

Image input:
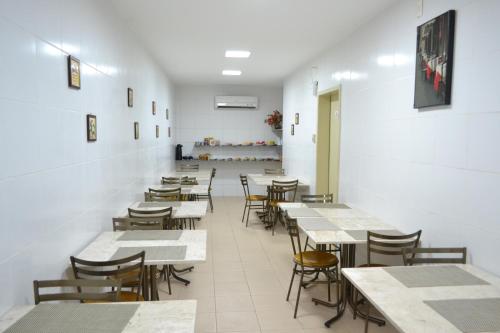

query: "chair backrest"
left=271, top=179, right=299, bottom=202
left=180, top=164, right=199, bottom=171
left=402, top=247, right=467, bottom=266
left=161, top=177, right=181, bottom=185
left=264, top=168, right=285, bottom=175
left=147, top=187, right=181, bottom=201
left=70, top=251, right=145, bottom=301
left=301, top=194, right=334, bottom=203
left=180, top=176, right=198, bottom=185
left=33, top=279, right=122, bottom=304
left=367, top=230, right=422, bottom=266
left=283, top=214, right=304, bottom=264
left=113, top=216, right=165, bottom=231
left=240, top=175, right=251, bottom=197
left=208, top=168, right=216, bottom=189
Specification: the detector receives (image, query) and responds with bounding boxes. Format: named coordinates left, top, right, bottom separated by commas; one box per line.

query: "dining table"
left=342, top=264, right=500, bottom=333
left=76, top=230, right=207, bottom=301
left=246, top=173, right=308, bottom=187
left=127, top=201, right=208, bottom=219
left=277, top=202, right=401, bottom=328
left=0, top=300, right=197, bottom=333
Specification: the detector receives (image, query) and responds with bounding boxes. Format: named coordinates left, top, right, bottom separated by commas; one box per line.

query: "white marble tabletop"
left=0, top=300, right=197, bottom=333
left=247, top=173, right=309, bottom=186
left=147, top=184, right=209, bottom=195
left=298, top=217, right=397, bottom=245
left=76, top=231, right=207, bottom=265
left=342, top=265, right=500, bottom=333
left=127, top=201, right=208, bottom=219
left=164, top=170, right=212, bottom=181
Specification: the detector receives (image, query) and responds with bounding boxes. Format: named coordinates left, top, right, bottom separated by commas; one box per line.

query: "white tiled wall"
left=176, top=85, right=283, bottom=196
left=283, top=0, right=500, bottom=275
left=0, top=0, right=175, bottom=314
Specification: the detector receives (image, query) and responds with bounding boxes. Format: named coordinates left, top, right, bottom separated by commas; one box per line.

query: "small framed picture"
left=152, top=101, right=156, bottom=115
left=166, top=108, right=169, bottom=120
left=127, top=88, right=133, bottom=107
left=134, top=122, right=139, bottom=140
left=67, top=55, right=81, bottom=89
left=86, top=114, right=96, bottom=141
left=168, top=126, right=171, bottom=138
left=291, top=124, right=295, bottom=136
left=295, top=113, right=299, bottom=125
left=156, top=125, right=159, bottom=138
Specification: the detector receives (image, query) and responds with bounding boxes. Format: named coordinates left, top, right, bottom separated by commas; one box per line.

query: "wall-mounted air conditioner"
left=215, top=96, right=258, bottom=110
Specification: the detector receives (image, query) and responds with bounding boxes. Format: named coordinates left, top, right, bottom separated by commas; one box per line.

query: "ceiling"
left=110, top=0, right=398, bottom=86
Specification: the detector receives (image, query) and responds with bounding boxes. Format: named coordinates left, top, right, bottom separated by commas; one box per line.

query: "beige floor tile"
left=196, top=312, right=217, bottom=333
left=216, top=311, right=261, bottom=332
left=256, top=308, right=303, bottom=331
left=215, top=295, right=255, bottom=312
left=214, top=281, right=250, bottom=296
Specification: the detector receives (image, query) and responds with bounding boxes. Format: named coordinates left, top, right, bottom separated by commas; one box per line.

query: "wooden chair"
left=284, top=214, right=340, bottom=318
left=197, top=168, right=215, bottom=212
left=240, top=175, right=266, bottom=227
left=70, top=251, right=145, bottom=302
left=128, top=207, right=174, bottom=229
left=146, top=187, right=181, bottom=202
left=268, top=179, right=298, bottom=235
left=113, top=216, right=165, bottom=231
left=33, top=279, right=122, bottom=304
left=357, top=230, right=422, bottom=332
left=264, top=168, right=285, bottom=175
left=180, top=164, right=199, bottom=172
left=161, top=177, right=181, bottom=185
left=402, top=247, right=467, bottom=266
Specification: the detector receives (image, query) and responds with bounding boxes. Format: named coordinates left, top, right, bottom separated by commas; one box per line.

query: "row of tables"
left=278, top=202, right=500, bottom=333
left=0, top=171, right=213, bottom=333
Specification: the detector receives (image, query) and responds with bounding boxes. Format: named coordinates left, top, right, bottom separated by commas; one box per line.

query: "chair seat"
left=293, top=251, right=339, bottom=268
left=247, top=195, right=267, bottom=201
left=85, top=291, right=144, bottom=303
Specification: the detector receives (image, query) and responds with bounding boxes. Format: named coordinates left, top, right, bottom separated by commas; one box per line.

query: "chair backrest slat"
left=240, top=175, right=250, bottom=197
left=33, top=279, right=122, bottom=304
left=271, top=179, right=299, bottom=202
left=301, top=194, right=334, bottom=203
left=147, top=188, right=181, bottom=201
left=402, top=247, right=467, bottom=266
left=264, top=168, right=285, bottom=175
left=179, top=164, right=199, bottom=171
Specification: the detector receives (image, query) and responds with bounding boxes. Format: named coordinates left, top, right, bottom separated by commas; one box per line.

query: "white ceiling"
left=110, top=0, right=398, bottom=86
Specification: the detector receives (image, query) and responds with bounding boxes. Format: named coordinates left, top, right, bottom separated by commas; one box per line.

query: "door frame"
left=315, top=85, right=342, bottom=198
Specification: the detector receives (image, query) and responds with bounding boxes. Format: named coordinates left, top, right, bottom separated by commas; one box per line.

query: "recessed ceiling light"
left=225, top=50, right=251, bottom=58
left=222, top=70, right=242, bottom=76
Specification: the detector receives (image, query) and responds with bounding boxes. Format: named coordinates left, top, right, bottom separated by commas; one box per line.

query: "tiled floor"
left=159, top=197, right=398, bottom=333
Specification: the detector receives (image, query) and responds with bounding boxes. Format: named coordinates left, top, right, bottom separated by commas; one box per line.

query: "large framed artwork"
left=414, top=10, right=455, bottom=109
left=127, top=88, right=133, bottom=107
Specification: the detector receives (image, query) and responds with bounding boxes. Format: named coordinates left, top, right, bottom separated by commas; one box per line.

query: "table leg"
left=150, top=265, right=159, bottom=301
left=324, top=244, right=386, bottom=328
left=142, top=266, right=150, bottom=301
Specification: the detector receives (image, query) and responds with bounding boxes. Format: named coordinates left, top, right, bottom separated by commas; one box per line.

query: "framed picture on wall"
left=134, top=122, right=139, bottom=140
left=152, top=101, right=156, bottom=115
left=166, top=108, right=169, bottom=120
left=86, top=114, right=96, bottom=141
left=291, top=124, right=295, bottom=136
left=67, top=55, right=81, bottom=89
left=414, top=10, right=455, bottom=108
left=168, top=126, right=171, bottom=138
left=127, top=88, right=133, bottom=107
left=295, top=113, right=300, bottom=125
left=156, top=125, right=159, bottom=138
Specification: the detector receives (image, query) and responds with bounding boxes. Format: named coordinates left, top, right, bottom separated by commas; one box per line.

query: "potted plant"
left=265, top=110, right=282, bottom=129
